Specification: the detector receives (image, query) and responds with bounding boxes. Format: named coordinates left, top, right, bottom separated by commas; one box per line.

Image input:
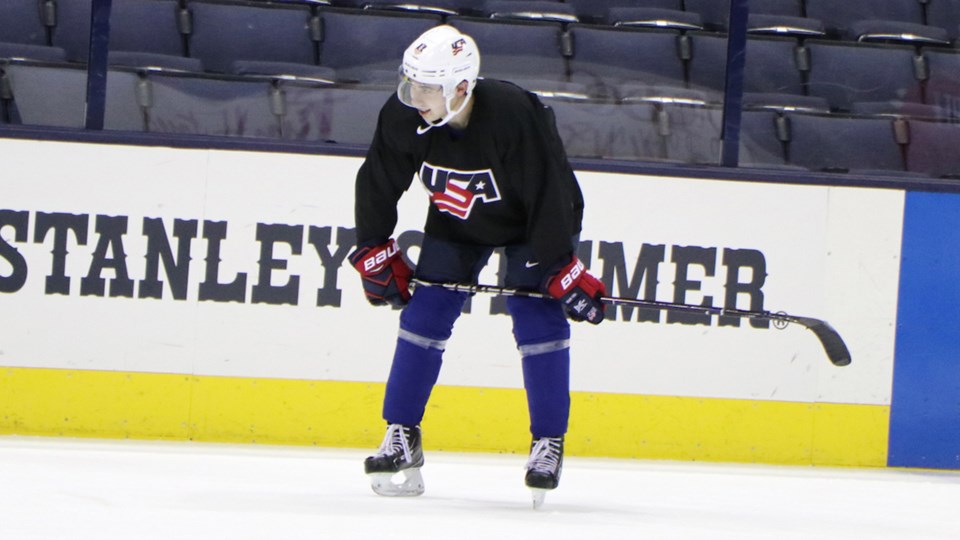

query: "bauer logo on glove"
left=349, top=239, right=413, bottom=308
left=542, top=256, right=606, bottom=325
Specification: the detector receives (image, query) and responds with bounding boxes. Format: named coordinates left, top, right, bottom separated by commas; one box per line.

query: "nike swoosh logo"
left=525, top=261, right=539, bottom=268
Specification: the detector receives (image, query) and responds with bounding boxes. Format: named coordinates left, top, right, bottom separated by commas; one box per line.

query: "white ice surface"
left=1, top=436, right=958, bottom=540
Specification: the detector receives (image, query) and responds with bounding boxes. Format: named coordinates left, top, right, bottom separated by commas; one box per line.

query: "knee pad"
left=507, top=295, right=570, bottom=353
left=399, top=285, right=468, bottom=344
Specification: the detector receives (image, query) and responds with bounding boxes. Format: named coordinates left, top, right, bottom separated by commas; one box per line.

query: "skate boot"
left=364, top=424, right=425, bottom=497
left=524, top=436, right=564, bottom=509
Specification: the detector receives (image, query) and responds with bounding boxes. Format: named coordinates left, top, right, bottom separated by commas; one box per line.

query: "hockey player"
left=348, top=24, right=605, bottom=508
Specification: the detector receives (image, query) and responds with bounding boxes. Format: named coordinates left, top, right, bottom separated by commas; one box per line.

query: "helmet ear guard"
left=398, top=25, right=481, bottom=133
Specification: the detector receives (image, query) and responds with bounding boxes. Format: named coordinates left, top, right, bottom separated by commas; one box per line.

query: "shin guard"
left=508, top=296, right=572, bottom=438
left=382, top=285, right=468, bottom=426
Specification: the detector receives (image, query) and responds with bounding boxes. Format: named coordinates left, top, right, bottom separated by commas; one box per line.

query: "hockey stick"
left=412, top=279, right=851, bottom=367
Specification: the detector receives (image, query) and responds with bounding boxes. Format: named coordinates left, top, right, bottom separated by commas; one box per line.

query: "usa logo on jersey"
left=419, top=162, right=501, bottom=220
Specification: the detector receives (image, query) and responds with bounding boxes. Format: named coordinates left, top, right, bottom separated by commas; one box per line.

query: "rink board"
left=0, top=137, right=929, bottom=468
left=0, top=367, right=888, bottom=466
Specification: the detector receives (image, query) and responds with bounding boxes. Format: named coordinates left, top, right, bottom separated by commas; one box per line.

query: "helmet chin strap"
left=416, top=92, right=471, bottom=135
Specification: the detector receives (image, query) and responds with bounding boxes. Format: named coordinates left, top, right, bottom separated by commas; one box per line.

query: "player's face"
left=399, top=72, right=469, bottom=124
left=407, top=81, right=447, bottom=123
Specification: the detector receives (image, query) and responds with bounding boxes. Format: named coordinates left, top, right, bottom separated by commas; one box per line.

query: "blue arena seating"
left=448, top=16, right=570, bottom=81
left=747, top=14, right=825, bottom=39
left=1, top=0, right=958, bottom=179
left=923, top=49, right=960, bottom=116
left=1, top=61, right=87, bottom=127
left=359, top=1, right=456, bottom=16
left=606, top=7, right=703, bottom=31
left=905, top=120, right=960, bottom=178
left=925, top=0, right=960, bottom=44
left=0, top=1, right=50, bottom=47
left=804, top=40, right=925, bottom=112
left=187, top=0, right=321, bottom=74
left=804, top=0, right=924, bottom=40
left=0, top=42, right=68, bottom=62
left=562, top=0, right=683, bottom=26
left=739, top=109, right=788, bottom=168
left=657, top=101, right=723, bottom=164
left=102, top=68, right=151, bottom=132
left=567, top=25, right=686, bottom=95
left=361, top=0, right=483, bottom=17
left=686, top=35, right=807, bottom=98
left=109, top=0, right=187, bottom=58
left=50, top=0, right=192, bottom=69
left=48, top=0, right=100, bottom=62
left=739, top=95, right=831, bottom=169
left=850, top=101, right=951, bottom=121
left=278, top=82, right=394, bottom=144
left=134, top=72, right=282, bottom=137
left=784, top=113, right=907, bottom=173
left=544, top=96, right=663, bottom=160
left=315, top=8, right=440, bottom=82
left=17, top=0, right=193, bottom=70
left=483, top=1, right=578, bottom=23
left=96, top=64, right=392, bottom=144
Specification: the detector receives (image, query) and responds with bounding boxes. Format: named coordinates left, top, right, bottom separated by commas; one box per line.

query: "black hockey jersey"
left=355, top=78, right=585, bottom=270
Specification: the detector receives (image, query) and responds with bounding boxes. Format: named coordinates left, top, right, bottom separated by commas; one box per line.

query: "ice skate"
left=365, top=424, right=425, bottom=497
left=524, top=436, right=563, bottom=509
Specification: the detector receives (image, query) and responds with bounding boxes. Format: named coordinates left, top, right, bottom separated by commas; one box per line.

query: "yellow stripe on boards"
left=0, top=367, right=887, bottom=467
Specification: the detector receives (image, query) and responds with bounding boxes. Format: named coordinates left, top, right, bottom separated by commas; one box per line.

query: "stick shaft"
left=412, top=279, right=851, bottom=367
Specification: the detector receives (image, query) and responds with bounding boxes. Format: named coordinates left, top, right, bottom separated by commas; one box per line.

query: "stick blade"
left=795, top=317, right=851, bottom=367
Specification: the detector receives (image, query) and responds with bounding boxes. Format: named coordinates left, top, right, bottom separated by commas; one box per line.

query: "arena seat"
left=279, top=83, right=394, bottom=144
left=922, top=49, right=960, bottom=114
left=804, top=40, right=925, bottom=112
left=483, top=1, right=578, bottom=24
left=0, top=42, right=68, bottom=63
left=230, top=60, right=337, bottom=82
left=687, top=35, right=807, bottom=98
left=567, top=25, right=686, bottom=96
left=564, top=0, right=683, bottom=26
left=134, top=72, right=281, bottom=137
left=850, top=101, right=951, bottom=121
left=13, top=0, right=192, bottom=70
left=742, top=93, right=830, bottom=113
left=905, top=120, right=960, bottom=178
left=606, top=7, right=703, bottom=32
left=315, top=8, right=440, bottom=82
left=188, top=0, right=319, bottom=74
left=747, top=14, right=825, bottom=39
left=109, top=0, right=187, bottom=58
left=804, top=0, right=924, bottom=41
left=97, top=65, right=389, bottom=143
left=0, top=1, right=49, bottom=47
left=784, top=113, right=907, bottom=173
left=361, top=0, right=463, bottom=17
left=0, top=61, right=86, bottom=127
left=102, top=67, right=152, bottom=132
left=739, top=109, right=788, bottom=168
left=447, top=16, right=570, bottom=81
left=107, top=51, right=203, bottom=72
left=925, top=0, right=960, bottom=44
left=657, top=101, right=723, bottom=164
left=545, top=96, right=663, bottom=161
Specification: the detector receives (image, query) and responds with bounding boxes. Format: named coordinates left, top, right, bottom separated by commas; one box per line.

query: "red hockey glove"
left=542, top=256, right=606, bottom=325
left=348, top=239, right=413, bottom=308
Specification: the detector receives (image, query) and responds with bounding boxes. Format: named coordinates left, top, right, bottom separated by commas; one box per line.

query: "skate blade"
left=531, top=488, right=547, bottom=509
left=369, top=468, right=424, bottom=497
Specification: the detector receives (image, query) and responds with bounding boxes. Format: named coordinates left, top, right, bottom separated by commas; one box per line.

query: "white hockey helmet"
left=398, top=25, right=481, bottom=133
